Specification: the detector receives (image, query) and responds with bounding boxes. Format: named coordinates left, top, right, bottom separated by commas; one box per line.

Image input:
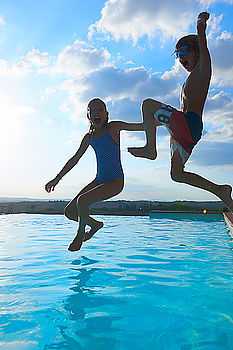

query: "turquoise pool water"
left=0, top=213, right=233, bottom=349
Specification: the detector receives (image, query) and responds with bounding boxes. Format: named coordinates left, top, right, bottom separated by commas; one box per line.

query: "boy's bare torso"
left=181, top=61, right=211, bottom=116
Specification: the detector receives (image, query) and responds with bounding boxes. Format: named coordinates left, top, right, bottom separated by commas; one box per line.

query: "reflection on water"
left=0, top=213, right=233, bottom=349
left=59, top=264, right=122, bottom=349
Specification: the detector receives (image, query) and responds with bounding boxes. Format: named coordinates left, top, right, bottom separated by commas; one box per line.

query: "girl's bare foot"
left=68, top=230, right=84, bottom=251
left=217, top=185, right=233, bottom=212
left=128, top=146, right=157, bottom=160
left=84, top=221, right=103, bottom=242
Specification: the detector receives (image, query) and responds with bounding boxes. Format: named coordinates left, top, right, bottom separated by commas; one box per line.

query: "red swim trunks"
left=154, top=104, right=203, bottom=164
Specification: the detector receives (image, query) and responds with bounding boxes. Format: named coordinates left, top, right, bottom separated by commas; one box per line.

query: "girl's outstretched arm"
left=110, top=121, right=144, bottom=132
left=45, top=133, right=90, bottom=193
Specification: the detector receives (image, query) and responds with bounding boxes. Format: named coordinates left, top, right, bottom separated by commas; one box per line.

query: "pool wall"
left=223, top=212, right=233, bottom=238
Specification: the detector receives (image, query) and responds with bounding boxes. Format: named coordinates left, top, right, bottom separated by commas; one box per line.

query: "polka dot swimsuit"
left=89, top=131, right=124, bottom=184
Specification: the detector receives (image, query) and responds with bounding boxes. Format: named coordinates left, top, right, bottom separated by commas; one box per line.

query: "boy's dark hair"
left=176, top=34, right=199, bottom=55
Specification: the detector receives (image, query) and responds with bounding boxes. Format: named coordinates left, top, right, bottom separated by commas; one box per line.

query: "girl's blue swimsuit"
left=89, top=131, right=124, bottom=184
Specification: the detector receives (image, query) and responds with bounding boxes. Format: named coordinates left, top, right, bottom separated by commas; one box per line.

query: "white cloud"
left=52, top=39, right=111, bottom=76
left=58, top=102, right=72, bottom=113
left=0, top=50, right=50, bottom=78
left=207, top=14, right=223, bottom=38
left=12, top=61, right=33, bottom=77
left=88, top=0, right=233, bottom=46
left=55, top=64, right=183, bottom=124
left=89, top=0, right=200, bottom=42
left=0, top=59, right=9, bottom=75
left=0, top=40, right=112, bottom=79
left=201, top=90, right=233, bottom=163
left=23, top=49, right=50, bottom=67
left=0, top=15, right=5, bottom=25
left=209, top=30, right=233, bottom=86
left=198, top=0, right=233, bottom=5
left=15, top=40, right=111, bottom=78
left=0, top=59, right=32, bottom=78
left=0, top=49, right=50, bottom=78
left=73, top=66, right=177, bottom=101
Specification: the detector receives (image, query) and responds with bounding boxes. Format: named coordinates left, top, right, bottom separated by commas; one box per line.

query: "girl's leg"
left=64, top=179, right=99, bottom=222
left=68, top=178, right=124, bottom=251
left=128, top=98, right=161, bottom=159
left=171, top=150, right=233, bottom=211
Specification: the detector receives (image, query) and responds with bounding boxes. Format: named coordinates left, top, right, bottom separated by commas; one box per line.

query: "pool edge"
left=223, top=212, right=233, bottom=238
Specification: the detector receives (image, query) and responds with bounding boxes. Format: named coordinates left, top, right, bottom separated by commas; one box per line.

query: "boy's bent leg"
left=128, top=98, right=162, bottom=160
left=171, top=150, right=233, bottom=211
left=68, top=178, right=124, bottom=251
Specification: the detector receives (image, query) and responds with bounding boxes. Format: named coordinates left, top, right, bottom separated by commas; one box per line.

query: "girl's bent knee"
left=77, top=194, right=88, bottom=207
left=64, top=205, right=69, bottom=216
left=64, top=207, right=72, bottom=219
left=64, top=204, right=77, bottom=220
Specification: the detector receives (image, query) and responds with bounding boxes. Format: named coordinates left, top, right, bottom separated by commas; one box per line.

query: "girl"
left=45, top=98, right=143, bottom=251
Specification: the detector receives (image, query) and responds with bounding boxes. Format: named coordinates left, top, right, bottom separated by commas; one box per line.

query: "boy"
left=128, top=12, right=233, bottom=211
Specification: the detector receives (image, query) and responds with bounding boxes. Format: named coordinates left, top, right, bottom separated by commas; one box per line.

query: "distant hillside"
left=0, top=197, right=49, bottom=202
left=0, top=197, right=34, bottom=202
left=0, top=197, right=70, bottom=202
left=0, top=199, right=227, bottom=215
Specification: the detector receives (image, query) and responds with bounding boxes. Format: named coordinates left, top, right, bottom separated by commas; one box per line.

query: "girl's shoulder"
left=107, top=121, right=121, bottom=143
left=82, top=132, right=91, bottom=144
left=107, top=120, right=121, bottom=132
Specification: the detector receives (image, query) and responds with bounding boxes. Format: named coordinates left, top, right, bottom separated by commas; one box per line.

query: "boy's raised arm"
left=197, top=12, right=211, bottom=73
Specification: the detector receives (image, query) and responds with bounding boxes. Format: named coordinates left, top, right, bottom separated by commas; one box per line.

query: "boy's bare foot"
left=84, top=221, right=103, bottom=242
left=217, top=184, right=233, bottom=212
left=68, top=230, right=84, bottom=252
left=128, top=146, right=157, bottom=160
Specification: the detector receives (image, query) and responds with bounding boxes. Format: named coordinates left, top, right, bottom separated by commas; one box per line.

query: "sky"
left=0, top=0, right=233, bottom=202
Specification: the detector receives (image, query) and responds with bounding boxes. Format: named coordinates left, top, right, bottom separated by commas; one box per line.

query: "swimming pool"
left=0, top=213, right=233, bottom=349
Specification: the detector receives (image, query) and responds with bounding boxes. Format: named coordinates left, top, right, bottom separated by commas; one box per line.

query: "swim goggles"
left=174, top=45, right=190, bottom=58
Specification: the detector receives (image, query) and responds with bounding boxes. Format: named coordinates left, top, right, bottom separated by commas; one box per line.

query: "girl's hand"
left=197, top=12, right=210, bottom=31
left=45, top=178, right=59, bottom=193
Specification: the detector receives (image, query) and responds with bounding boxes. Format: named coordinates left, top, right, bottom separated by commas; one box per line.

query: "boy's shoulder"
left=193, top=57, right=211, bottom=78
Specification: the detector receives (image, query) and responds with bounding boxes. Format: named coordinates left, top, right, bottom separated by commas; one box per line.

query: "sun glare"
left=0, top=93, right=34, bottom=152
